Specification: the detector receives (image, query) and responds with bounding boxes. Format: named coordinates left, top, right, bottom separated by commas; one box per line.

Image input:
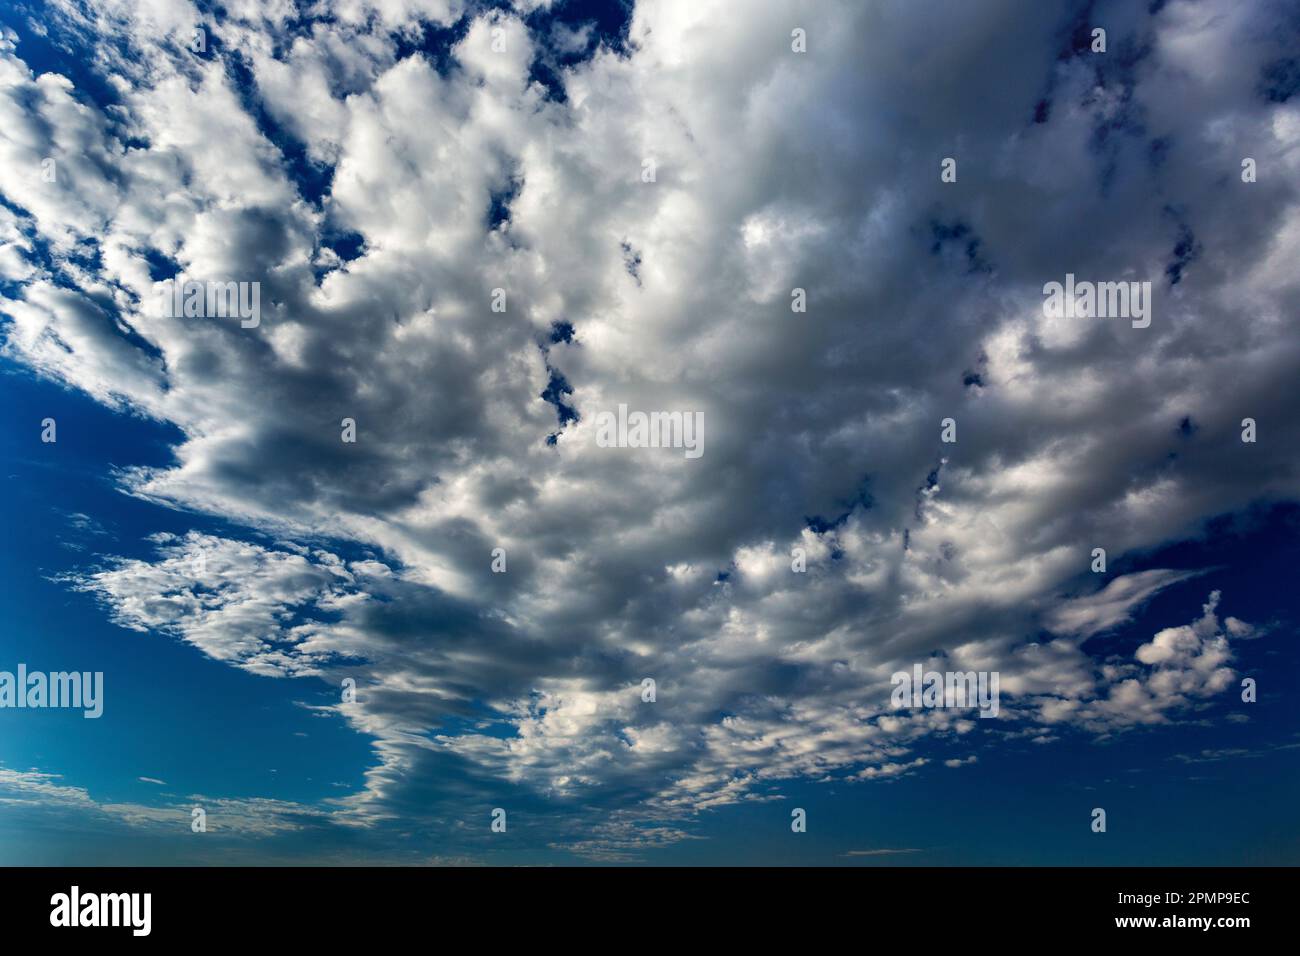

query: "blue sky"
left=1, top=0, right=1298, bottom=864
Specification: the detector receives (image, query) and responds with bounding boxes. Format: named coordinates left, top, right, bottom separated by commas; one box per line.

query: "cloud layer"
left=3, top=0, right=1297, bottom=857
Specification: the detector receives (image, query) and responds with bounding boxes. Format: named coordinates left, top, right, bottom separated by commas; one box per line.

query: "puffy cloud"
left=3, top=0, right=1296, bottom=855
left=1040, top=591, right=1240, bottom=732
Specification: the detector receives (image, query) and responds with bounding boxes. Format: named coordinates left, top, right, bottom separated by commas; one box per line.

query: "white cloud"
left=2, top=0, right=1295, bottom=850
left=1046, top=568, right=1208, bottom=638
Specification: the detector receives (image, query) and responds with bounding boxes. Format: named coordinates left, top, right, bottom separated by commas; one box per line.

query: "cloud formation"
left=3, top=0, right=1297, bottom=857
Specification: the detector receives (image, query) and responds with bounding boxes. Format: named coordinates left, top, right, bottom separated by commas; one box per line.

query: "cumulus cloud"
left=1034, top=590, right=1241, bottom=733
left=2, top=0, right=1296, bottom=856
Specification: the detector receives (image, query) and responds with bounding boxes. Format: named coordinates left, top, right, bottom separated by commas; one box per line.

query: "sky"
left=0, top=0, right=1298, bottom=865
